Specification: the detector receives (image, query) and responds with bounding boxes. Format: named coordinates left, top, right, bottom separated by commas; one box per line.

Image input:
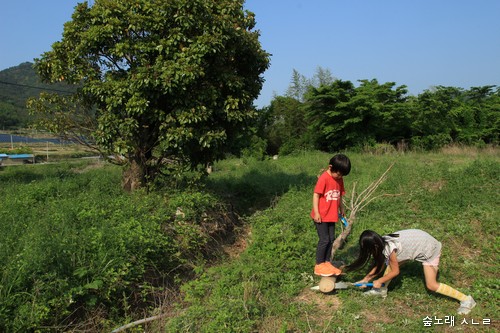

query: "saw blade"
left=333, top=282, right=350, bottom=289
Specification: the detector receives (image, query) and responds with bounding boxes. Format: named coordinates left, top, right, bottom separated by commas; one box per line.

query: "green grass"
left=165, top=149, right=499, bottom=332
left=0, top=161, right=227, bottom=331
left=0, top=148, right=498, bottom=332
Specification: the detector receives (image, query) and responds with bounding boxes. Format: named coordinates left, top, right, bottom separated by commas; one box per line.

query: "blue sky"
left=1, top=1, right=499, bottom=108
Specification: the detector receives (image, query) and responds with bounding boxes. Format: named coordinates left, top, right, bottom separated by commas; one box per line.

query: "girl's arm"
left=356, top=265, right=379, bottom=284
left=360, top=267, right=378, bottom=283
left=373, top=251, right=400, bottom=288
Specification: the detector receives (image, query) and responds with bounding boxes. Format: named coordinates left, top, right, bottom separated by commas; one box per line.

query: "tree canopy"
left=258, top=68, right=498, bottom=154
left=28, top=0, right=270, bottom=191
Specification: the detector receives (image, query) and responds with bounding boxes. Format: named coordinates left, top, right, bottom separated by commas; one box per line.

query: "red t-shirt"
left=310, top=171, right=345, bottom=222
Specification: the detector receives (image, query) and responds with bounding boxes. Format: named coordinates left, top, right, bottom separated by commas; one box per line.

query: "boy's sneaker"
left=457, top=296, right=476, bottom=315
left=324, top=261, right=342, bottom=275
left=314, top=263, right=340, bottom=276
left=314, top=263, right=328, bottom=276
left=363, top=287, right=388, bottom=298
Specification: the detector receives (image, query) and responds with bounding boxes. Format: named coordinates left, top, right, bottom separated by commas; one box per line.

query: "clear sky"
left=1, top=0, right=499, bottom=108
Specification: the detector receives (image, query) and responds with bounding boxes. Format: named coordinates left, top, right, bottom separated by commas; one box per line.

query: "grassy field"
left=0, top=147, right=498, bottom=332
left=164, top=148, right=499, bottom=332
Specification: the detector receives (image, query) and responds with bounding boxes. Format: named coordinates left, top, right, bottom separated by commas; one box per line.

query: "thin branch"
left=352, top=163, right=394, bottom=210
left=111, top=313, right=168, bottom=333
left=330, top=162, right=395, bottom=259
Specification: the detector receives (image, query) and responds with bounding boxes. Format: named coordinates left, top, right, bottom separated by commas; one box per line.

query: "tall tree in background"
left=285, top=69, right=308, bottom=102
left=347, top=79, right=409, bottom=145
left=309, top=66, right=335, bottom=88
left=261, top=96, right=308, bottom=155
left=259, top=67, right=338, bottom=154
left=458, top=86, right=499, bottom=144
left=28, top=0, right=269, bottom=191
left=411, top=86, right=463, bottom=149
left=305, top=79, right=409, bottom=150
left=285, top=66, right=336, bottom=102
left=305, top=79, right=355, bottom=151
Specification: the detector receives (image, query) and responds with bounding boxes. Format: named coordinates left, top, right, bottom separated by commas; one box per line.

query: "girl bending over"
left=347, top=229, right=476, bottom=315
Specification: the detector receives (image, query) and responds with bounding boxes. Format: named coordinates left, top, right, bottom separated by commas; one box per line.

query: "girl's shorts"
left=422, top=253, right=441, bottom=266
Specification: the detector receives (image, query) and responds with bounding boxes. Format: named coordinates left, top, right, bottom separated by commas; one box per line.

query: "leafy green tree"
left=345, top=79, right=409, bottom=146
left=285, top=69, right=309, bottom=102
left=459, top=86, right=499, bottom=144
left=310, top=66, right=336, bottom=88
left=483, top=86, right=500, bottom=144
left=263, top=96, right=308, bottom=155
left=28, top=0, right=269, bottom=191
left=411, top=86, right=463, bottom=149
left=305, top=79, right=356, bottom=151
left=306, top=79, right=408, bottom=151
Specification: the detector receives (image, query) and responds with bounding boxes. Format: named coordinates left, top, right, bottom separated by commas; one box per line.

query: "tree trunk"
left=122, top=158, right=145, bottom=192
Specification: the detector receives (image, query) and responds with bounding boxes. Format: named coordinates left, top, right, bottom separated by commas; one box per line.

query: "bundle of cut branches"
left=331, top=162, right=396, bottom=259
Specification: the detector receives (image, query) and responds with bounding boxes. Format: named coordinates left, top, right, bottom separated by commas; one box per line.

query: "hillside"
left=0, top=62, right=74, bottom=129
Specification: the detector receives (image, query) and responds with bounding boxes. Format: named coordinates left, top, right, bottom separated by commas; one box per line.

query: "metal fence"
left=0, top=133, right=64, bottom=144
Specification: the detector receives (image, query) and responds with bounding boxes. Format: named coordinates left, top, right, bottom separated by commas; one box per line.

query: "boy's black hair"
left=329, top=154, right=351, bottom=176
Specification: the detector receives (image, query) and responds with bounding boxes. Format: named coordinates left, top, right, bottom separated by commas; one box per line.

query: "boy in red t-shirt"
left=311, top=154, right=351, bottom=276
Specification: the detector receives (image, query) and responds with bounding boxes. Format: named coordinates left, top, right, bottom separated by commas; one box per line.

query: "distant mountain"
left=0, top=62, right=74, bottom=129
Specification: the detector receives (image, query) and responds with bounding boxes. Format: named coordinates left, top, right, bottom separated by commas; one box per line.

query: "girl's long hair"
left=346, top=230, right=398, bottom=276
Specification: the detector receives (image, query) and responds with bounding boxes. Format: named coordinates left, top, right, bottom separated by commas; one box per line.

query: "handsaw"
left=333, top=282, right=384, bottom=289
left=310, top=281, right=385, bottom=292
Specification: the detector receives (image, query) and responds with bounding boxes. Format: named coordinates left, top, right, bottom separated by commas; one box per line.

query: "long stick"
left=111, top=313, right=168, bottom=333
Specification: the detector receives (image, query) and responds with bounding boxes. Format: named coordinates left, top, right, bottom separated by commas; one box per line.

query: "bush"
left=0, top=162, right=231, bottom=331
left=241, top=135, right=267, bottom=161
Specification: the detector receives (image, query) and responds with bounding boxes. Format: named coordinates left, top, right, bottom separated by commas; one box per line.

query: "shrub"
left=0, top=162, right=228, bottom=331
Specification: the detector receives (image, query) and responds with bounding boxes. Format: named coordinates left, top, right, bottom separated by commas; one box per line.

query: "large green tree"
left=411, top=86, right=463, bottom=149
left=305, top=79, right=355, bottom=151
left=28, top=0, right=269, bottom=191
left=305, top=79, right=408, bottom=151
left=458, top=86, right=499, bottom=144
left=261, top=96, right=308, bottom=155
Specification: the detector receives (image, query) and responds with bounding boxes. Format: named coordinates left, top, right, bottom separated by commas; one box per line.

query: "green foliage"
left=241, top=135, right=267, bottom=161
left=28, top=0, right=270, bottom=190
left=255, top=95, right=308, bottom=155
left=0, top=162, right=228, bottom=331
left=263, top=69, right=498, bottom=154
left=306, top=79, right=410, bottom=151
left=164, top=149, right=499, bottom=332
